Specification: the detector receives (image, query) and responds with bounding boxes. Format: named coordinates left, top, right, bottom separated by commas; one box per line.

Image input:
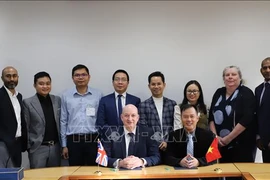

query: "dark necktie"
left=187, top=134, right=194, bottom=156
left=118, top=94, right=123, bottom=124
left=262, top=83, right=270, bottom=105
left=128, top=133, right=135, bottom=156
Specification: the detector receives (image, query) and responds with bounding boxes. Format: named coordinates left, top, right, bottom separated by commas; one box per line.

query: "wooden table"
left=24, top=166, right=80, bottom=180
left=234, top=163, right=270, bottom=180
left=24, top=164, right=242, bottom=180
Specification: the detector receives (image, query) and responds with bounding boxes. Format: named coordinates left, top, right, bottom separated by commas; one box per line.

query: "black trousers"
left=219, top=145, right=255, bottom=163
left=67, top=134, right=98, bottom=166
left=9, top=137, right=22, bottom=167
left=262, top=149, right=270, bottom=162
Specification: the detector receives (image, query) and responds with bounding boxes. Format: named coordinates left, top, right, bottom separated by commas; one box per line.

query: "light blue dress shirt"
left=60, top=86, right=102, bottom=147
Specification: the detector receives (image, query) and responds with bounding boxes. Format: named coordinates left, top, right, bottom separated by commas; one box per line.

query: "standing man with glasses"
left=255, top=57, right=270, bottom=162
left=138, top=71, right=176, bottom=153
left=96, top=69, right=140, bottom=141
left=60, top=64, right=102, bottom=166
left=23, top=71, right=61, bottom=168
left=0, top=66, right=27, bottom=167
left=165, top=104, right=216, bottom=168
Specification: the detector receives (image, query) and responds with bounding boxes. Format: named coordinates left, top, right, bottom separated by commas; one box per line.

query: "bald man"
left=0, top=66, right=27, bottom=167
left=103, top=104, right=160, bottom=169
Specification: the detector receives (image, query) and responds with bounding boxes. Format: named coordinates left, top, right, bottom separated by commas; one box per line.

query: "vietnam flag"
left=206, top=137, right=222, bottom=163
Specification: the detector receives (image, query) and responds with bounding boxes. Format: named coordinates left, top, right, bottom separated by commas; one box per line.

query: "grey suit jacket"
left=23, top=94, right=61, bottom=153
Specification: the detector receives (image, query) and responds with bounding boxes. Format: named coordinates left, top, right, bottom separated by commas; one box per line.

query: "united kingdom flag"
left=95, top=139, right=108, bottom=167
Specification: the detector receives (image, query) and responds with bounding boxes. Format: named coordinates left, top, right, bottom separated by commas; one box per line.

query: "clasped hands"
left=180, top=154, right=199, bottom=168
left=119, top=155, right=144, bottom=169
left=218, top=136, right=232, bottom=147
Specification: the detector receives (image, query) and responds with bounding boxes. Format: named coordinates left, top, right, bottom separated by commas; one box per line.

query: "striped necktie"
left=187, top=134, right=194, bottom=156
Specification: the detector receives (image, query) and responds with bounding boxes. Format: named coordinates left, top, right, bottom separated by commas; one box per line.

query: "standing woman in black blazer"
left=209, top=66, right=256, bottom=163
left=0, top=66, right=27, bottom=168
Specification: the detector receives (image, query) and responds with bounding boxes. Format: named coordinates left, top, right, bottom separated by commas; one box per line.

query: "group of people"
left=0, top=57, right=270, bottom=173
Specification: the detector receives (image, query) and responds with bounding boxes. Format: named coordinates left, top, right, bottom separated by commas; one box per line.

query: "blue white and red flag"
left=95, top=140, right=108, bottom=167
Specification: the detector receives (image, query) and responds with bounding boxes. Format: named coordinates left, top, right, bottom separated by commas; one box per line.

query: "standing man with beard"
left=0, top=66, right=27, bottom=167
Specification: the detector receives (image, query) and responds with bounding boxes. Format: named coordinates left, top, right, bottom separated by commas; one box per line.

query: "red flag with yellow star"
left=206, top=137, right=221, bottom=163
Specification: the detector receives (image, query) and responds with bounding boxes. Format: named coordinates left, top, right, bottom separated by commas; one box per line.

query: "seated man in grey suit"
left=23, top=71, right=61, bottom=168
left=104, top=104, right=160, bottom=169
left=165, top=104, right=216, bottom=168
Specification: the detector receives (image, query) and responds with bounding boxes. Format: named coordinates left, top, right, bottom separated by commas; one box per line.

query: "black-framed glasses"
left=186, top=90, right=200, bottom=95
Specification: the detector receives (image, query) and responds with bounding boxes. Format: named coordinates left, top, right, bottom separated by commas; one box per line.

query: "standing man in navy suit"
left=138, top=71, right=176, bottom=152
left=104, top=104, right=160, bottom=169
left=255, top=57, right=270, bottom=162
left=96, top=69, right=140, bottom=140
left=0, top=66, right=27, bottom=168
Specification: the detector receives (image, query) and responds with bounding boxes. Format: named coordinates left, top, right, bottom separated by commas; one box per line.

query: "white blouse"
left=173, top=105, right=183, bottom=131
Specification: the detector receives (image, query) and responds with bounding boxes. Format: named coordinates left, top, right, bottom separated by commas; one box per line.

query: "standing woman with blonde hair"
left=209, top=66, right=256, bottom=163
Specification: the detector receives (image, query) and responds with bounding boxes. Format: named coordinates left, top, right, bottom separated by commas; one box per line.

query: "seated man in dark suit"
left=165, top=104, right=216, bottom=168
left=104, top=104, right=160, bottom=169
left=96, top=69, right=141, bottom=140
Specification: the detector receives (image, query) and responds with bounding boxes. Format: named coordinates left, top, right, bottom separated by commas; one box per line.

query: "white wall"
left=1, top=1, right=269, bottom=104
left=0, top=1, right=268, bottom=166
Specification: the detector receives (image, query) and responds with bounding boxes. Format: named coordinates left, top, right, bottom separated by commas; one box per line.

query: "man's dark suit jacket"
left=0, top=86, right=27, bottom=166
left=103, top=126, right=160, bottom=168
left=165, top=127, right=215, bottom=167
left=96, top=93, right=140, bottom=138
left=255, top=83, right=270, bottom=148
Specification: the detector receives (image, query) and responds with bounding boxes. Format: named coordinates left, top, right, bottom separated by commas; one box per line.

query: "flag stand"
left=94, top=164, right=102, bottom=176
left=95, top=138, right=108, bottom=175
left=214, top=158, right=222, bottom=173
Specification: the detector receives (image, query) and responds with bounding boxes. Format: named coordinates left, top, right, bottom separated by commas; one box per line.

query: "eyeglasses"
left=73, top=73, right=88, bottom=78
left=186, top=90, right=200, bottom=95
left=114, top=78, right=128, bottom=82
